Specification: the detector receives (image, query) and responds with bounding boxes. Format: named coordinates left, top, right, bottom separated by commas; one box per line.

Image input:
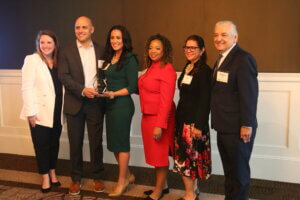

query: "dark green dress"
left=104, top=53, right=138, bottom=152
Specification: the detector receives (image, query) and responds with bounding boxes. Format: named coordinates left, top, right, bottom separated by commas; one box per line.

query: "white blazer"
left=20, top=53, right=62, bottom=128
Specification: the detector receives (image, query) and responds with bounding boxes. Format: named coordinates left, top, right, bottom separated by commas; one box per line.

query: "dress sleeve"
left=194, top=65, right=212, bottom=131
left=125, top=55, right=138, bottom=94
left=21, top=55, right=38, bottom=117
left=155, top=64, right=177, bottom=129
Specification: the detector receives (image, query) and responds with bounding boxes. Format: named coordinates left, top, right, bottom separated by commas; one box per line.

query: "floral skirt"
left=173, top=123, right=211, bottom=180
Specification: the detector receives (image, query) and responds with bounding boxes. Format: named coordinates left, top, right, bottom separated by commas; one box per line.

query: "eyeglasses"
left=183, top=46, right=200, bottom=51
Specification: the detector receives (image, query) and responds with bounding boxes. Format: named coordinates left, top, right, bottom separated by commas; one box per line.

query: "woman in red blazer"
left=138, top=34, right=177, bottom=200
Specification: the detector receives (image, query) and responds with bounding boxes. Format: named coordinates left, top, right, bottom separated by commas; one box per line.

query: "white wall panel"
left=256, top=90, right=290, bottom=148
left=0, top=70, right=300, bottom=183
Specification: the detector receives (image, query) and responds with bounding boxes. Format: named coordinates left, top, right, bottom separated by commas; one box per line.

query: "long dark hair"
left=102, top=25, right=133, bottom=71
left=185, top=35, right=207, bottom=67
left=35, top=30, right=59, bottom=67
left=144, top=34, right=173, bottom=69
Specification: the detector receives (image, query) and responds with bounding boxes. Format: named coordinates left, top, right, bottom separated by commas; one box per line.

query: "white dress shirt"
left=76, top=40, right=97, bottom=89
left=218, top=43, right=237, bottom=68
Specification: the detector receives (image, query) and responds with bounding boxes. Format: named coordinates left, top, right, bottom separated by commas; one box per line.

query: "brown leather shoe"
left=69, top=181, right=81, bottom=195
left=94, top=180, right=105, bottom=193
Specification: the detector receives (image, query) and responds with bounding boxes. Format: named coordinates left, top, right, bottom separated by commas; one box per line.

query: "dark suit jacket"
left=211, top=44, right=258, bottom=133
left=58, top=41, right=104, bottom=115
left=176, top=61, right=212, bottom=133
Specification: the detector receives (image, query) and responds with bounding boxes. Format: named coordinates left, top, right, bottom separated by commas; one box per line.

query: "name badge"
left=216, top=71, right=229, bottom=83
left=181, top=75, right=193, bottom=85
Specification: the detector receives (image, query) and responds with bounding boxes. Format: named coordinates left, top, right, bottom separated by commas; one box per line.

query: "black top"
left=176, top=60, right=212, bottom=133
left=48, top=66, right=63, bottom=127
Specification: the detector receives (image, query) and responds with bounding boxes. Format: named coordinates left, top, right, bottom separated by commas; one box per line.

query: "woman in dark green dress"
left=100, top=25, right=138, bottom=197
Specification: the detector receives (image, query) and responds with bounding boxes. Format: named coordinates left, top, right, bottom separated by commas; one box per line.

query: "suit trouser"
left=30, top=124, right=62, bottom=174
left=217, top=129, right=256, bottom=200
left=66, top=98, right=104, bottom=182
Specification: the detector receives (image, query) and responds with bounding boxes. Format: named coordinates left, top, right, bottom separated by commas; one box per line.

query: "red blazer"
left=138, top=61, right=177, bottom=129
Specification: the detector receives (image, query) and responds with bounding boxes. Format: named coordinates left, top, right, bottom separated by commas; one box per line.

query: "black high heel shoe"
left=177, top=196, right=198, bottom=200
left=41, top=179, right=51, bottom=193
left=177, top=189, right=200, bottom=200
left=144, top=187, right=169, bottom=195
left=49, top=174, right=61, bottom=186
left=41, top=174, right=51, bottom=193
left=41, top=186, right=51, bottom=193
left=50, top=180, right=61, bottom=187
left=143, top=192, right=164, bottom=200
left=177, top=197, right=198, bottom=200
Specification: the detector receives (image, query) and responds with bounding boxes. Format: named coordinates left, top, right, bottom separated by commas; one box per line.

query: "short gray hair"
left=215, top=20, right=238, bottom=36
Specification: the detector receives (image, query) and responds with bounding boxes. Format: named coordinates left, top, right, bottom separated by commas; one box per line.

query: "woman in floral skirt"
left=173, top=35, right=212, bottom=200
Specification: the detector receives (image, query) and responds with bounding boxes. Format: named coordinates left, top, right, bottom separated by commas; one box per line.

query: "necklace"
left=185, top=64, right=194, bottom=75
left=111, top=55, right=119, bottom=64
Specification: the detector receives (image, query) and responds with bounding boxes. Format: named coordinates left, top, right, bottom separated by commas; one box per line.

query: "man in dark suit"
left=58, top=16, right=105, bottom=195
left=211, top=20, right=258, bottom=200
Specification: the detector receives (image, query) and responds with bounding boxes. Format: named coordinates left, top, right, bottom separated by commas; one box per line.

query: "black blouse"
left=48, top=66, right=63, bottom=127
left=176, top=61, right=212, bottom=132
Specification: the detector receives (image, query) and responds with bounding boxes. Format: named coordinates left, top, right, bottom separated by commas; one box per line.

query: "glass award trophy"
left=96, top=68, right=107, bottom=94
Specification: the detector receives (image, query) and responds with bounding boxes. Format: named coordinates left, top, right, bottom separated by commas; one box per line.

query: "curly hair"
left=102, top=25, right=133, bottom=71
left=144, top=34, right=173, bottom=68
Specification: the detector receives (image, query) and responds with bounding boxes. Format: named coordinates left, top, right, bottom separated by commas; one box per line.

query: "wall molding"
left=0, top=70, right=300, bottom=184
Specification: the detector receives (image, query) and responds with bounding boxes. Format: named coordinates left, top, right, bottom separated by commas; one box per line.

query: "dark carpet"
left=0, top=153, right=300, bottom=200
left=0, top=180, right=140, bottom=199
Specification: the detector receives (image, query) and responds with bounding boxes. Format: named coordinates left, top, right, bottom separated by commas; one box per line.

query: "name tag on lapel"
left=181, top=75, right=193, bottom=85
left=217, top=71, right=229, bottom=83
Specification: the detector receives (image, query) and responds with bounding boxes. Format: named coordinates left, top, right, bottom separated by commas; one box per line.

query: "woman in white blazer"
left=20, top=30, right=63, bottom=193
